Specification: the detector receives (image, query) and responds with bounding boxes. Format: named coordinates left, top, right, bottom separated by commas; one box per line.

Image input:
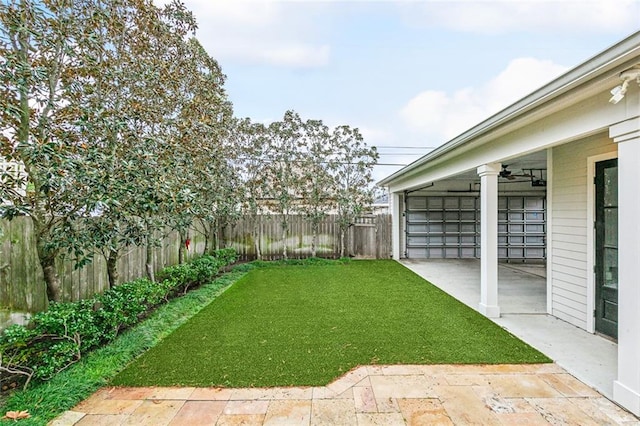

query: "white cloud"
left=155, top=0, right=331, bottom=69
left=403, top=1, right=640, bottom=35
left=400, top=57, right=568, bottom=141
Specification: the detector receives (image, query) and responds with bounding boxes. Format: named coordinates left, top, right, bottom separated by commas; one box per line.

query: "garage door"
left=405, top=196, right=546, bottom=260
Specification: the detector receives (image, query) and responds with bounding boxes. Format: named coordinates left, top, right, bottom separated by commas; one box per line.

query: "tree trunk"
left=35, top=233, right=62, bottom=302
left=178, top=231, right=187, bottom=264
left=145, top=238, right=155, bottom=282
left=219, top=222, right=227, bottom=248
left=106, top=248, right=119, bottom=289
left=42, top=260, right=62, bottom=302
left=213, top=219, right=220, bottom=251
left=311, top=223, right=318, bottom=258
left=281, top=224, right=288, bottom=260
left=201, top=220, right=209, bottom=256
left=208, top=221, right=216, bottom=254
left=253, top=217, right=262, bottom=260
left=340, top=228, right=346, bottom=258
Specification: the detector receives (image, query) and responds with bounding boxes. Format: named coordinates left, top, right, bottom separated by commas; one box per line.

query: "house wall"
left=550, top=133, right=617, bottom=330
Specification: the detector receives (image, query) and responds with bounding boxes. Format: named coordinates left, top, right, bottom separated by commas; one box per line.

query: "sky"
left=156, top=0, right=640, bottom=182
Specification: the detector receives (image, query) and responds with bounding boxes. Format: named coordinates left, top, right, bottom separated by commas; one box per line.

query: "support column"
left=390, top=192, right=403, bottom=260
left=477, top=163, right=501, bottom=318
left=611, top=117, right=640, bottom=416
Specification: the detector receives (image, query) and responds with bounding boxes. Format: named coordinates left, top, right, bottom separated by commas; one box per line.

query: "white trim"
left=546, top=148, right=554, bottom=315
left=614, top=381, right=640, bottom=417
left=586, top=151, right=618, bottom=334
left=611, top=119, right=640, bottom=416
left=391, top=192, right=402, bottom=260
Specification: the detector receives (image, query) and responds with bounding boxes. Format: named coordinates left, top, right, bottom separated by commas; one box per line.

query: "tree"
left=163, top=36, right=233, bottom=263
left=263, top=111, right=304, bottom=260
left=235, top=118, right=269, bottom=260
left=331, top=126, right=378, bottom=258
left=77, top=0, right=202, bottom=282
left=298, top=118, right=334, bottom=258
left=0, top=0, right=115, bottom=300
left=0, top=0, right=232, bottom=295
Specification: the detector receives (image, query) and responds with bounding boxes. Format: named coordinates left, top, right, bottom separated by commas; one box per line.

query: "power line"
left=373, top=146, right=437, bottom=149
left=232, top=156, right=405, bottom=166
left=376, top=153, right=424, bottom=156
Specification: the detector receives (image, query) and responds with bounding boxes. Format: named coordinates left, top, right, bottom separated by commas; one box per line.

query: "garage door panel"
left=405, top=195, right=546, bottom=260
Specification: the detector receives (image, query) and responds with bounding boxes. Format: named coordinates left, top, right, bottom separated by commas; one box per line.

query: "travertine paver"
left=353, top=385, right=377, bottom=413
left=50, top=363, right=640, bottom=425
left=121, top=400, right=184, bottom=426
left=311, top=399, right=358, bottom=425
left=168, top=401, right=226, bottom=426
left=397, top=398, right=453, bottom=425
left=263, top=400, right=311, bottom=425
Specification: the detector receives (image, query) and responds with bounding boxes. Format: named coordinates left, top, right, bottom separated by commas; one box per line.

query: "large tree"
left=0, top=0, right=115, bottom=300
left=235, top=118, right=269, bottom=260
left=330, top=125, right=378, bottom=258
left=263, top=111, right=304, bottom=260
left=298, top=118, right=334, bottom=258
left=163, top=36, right=233, bottom=263
left=0, top=0, right=232, bottom=295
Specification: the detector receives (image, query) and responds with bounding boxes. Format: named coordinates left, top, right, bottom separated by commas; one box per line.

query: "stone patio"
left=50, top=363, right=639, bottom=425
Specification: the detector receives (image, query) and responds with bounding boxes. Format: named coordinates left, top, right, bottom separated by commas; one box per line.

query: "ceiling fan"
left=499, top=164, right=533, bottom=180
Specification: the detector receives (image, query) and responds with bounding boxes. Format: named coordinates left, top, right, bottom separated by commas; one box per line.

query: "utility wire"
left=373, top=146, right=437, bottom=149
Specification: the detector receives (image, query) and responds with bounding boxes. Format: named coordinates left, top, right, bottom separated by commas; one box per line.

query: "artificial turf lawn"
left=113, top=260, right=550, bottom=387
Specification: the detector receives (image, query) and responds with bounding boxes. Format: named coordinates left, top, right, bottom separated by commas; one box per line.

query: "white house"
left=379, top=31, right=640, bottom=416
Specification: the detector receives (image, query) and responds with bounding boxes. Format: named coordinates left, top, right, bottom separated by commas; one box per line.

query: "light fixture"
left=609, top=81, right=628, bottom=104
left=609, top=65, right=640, bottom=104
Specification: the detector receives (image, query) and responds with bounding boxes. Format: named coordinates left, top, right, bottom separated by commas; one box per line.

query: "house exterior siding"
left=550, top=134, right=617, bottom=330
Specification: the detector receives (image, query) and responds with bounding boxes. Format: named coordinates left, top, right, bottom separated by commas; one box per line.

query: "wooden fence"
left=218, top=214, right=391, bottom=261
left=0, top=214, right=391, bottom=312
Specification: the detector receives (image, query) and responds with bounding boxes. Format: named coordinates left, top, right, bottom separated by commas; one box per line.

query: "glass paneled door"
left=595, top=158, right=618, bottom=340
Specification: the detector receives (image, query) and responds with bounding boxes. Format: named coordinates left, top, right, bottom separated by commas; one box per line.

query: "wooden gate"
left=348, top=214, right=392, bottom=259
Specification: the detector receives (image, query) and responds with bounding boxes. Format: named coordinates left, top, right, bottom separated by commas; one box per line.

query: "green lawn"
left=113, top=260, right=550, bottom=387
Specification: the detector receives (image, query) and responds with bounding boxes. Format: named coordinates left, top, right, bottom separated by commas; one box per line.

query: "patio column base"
left=479, top=303, right=501, bottom=318
left=614, top=380, right=640, bottom=417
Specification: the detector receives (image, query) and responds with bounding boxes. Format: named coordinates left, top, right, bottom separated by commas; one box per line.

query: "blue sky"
left=158, top=0, right=640, bottom=181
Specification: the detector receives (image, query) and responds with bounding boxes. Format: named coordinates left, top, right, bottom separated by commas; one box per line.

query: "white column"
left=391, top=192, right=403, bottom=260
left=477, top=163, right=501, bottom=318
left=611, top=117, right=640, bottom=416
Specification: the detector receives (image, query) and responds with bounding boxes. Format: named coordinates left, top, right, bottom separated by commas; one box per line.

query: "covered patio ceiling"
left=419, top=150, right=547, bottom=185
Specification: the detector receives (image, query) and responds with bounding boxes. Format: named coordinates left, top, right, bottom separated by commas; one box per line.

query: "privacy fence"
left=0, top=214, right=391, bottom=312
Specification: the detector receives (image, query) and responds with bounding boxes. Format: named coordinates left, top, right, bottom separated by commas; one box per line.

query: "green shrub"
left=33, top=300, right=102, bottom=352
left=0, top=248, right=238, bottom=389
left=211, top=248, right=238, bottom=266
left=94, top=279, right=160, bottom=341
left=158, top=251, right=235, bottom=295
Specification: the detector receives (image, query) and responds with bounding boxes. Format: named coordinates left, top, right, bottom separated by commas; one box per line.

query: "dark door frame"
left=594, top=158, right=618, bottom=340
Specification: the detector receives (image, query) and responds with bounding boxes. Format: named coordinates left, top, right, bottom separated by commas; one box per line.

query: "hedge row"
left=0, top=248, right=237, bottom=390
